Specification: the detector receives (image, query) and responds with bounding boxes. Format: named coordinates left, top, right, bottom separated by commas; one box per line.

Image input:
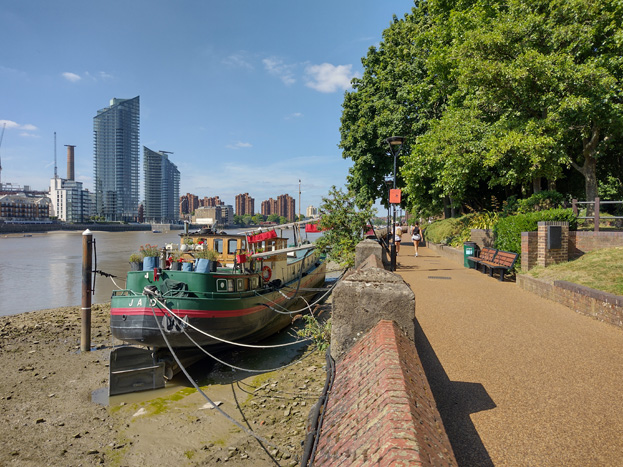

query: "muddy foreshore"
left=0, top=302, right=329, bottom=466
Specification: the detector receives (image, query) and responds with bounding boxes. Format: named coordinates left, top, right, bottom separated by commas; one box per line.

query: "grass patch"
left=524, top=247, right=623, bottom=295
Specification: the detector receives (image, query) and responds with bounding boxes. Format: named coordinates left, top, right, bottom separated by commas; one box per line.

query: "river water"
left=0, top=228, right=321, bottom=316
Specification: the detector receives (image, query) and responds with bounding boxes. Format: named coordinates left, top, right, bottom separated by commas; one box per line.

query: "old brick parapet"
left=314, top=250, right=456, bottom=466
left=315, top=320, right=457, bottom=466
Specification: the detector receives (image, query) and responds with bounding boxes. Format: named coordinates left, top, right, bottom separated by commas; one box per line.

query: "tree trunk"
left=570, top=126, right=600, bottom=216
left=532, top=177, right=542, bottom=194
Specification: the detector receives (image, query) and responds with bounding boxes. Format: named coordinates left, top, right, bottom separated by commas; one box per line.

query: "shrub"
left=139, top=243, right=159, bottom=257
left=516, top=190, right=565, bottom=213
left=424, top=212, right=499, bottom=247
left=494, top=208, right=577, bottom=255
left=424, top=215, right=475, bottom=246
left=195, top=248, right=219, bottom=261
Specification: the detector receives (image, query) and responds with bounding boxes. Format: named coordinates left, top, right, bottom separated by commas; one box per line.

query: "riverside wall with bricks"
left=313, top=240, right=456, bottom=466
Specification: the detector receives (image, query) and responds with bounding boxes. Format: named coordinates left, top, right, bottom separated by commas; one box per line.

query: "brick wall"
left=537, top=221, right=569, bottom=268
left=569, top=231, right=623, bottom=258
left=315, top=320, right=457, bottom=466
left=470, top=229, right=495, bottom=248
left=517, top=275, right=623, bottom=329
left=521, top=231, right=538, bottom=272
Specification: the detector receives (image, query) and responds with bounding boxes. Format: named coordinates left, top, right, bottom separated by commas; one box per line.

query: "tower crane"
left=0, top=122, right=5, bottom=187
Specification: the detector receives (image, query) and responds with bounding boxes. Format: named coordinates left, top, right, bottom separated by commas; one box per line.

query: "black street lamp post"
left=385, top=136, right=405, bottom=271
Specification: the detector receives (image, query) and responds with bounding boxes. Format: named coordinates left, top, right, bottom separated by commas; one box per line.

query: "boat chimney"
left=65, top=145, right=76, bottom=180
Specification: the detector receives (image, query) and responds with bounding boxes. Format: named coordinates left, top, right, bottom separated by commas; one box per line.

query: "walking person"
left=394, top=222, right=404, bottom=254
left=411, top=222, right=421, bottom=257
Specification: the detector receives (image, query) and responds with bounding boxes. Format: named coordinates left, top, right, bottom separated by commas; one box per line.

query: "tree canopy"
left=340, top=0, right=623, bottom=216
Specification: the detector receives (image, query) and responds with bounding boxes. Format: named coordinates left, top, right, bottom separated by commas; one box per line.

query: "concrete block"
left=331, top=267, right=415, bottom=361
left=355, top=239, right=383, bottom=269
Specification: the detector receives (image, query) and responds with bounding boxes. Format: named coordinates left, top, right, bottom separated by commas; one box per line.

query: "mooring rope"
left=148, top=304, right=289, bottom=456
left=148, top=294, right=311, bottom=349
left=253, top=269, right=345, bottom=315
left=177, top=321, right=319, bottom=374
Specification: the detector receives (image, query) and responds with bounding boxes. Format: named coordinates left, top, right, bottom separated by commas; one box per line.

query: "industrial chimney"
left=65, top=145, right=76, bottom=181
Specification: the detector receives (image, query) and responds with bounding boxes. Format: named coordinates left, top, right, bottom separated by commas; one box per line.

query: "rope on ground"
left=148, top=304, right=291, bottom=458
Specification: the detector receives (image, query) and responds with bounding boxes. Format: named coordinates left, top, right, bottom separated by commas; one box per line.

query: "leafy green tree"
left=252, top=214, right=265, bottom=225
left=340, top=0, right=623, bottom=216
left=279, top=216, right=288, bottom=225
left=315, top=186, right=377, bottom=268
left=267, top=213, right=280, bottom=223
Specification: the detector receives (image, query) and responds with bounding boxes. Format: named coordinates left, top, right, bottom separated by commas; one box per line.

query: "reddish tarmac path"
left=394, top=239, right=623, bottom=466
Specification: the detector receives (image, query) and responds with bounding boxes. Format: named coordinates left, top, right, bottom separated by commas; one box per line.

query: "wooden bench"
left=479, top=250, right=519, bottom=281
left=468, top=247, right=497, bottom=271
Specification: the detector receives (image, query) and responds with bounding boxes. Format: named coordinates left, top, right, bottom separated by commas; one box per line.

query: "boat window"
left=228, top=239, right=237, bottom=254
left=236, top=278, right=245, bottom=291
left=214, top=239, right=223, bottom=253
left=227, top=279, right=234, bottom=292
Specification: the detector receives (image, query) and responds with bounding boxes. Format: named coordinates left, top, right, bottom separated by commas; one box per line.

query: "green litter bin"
left=463, top=242, right=478, bottom=268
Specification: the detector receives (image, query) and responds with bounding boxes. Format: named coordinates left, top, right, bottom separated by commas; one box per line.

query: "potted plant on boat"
left=195, top=248, right=219, bottom=273
left=169, top=252, right=182, bottom=270
left=129, top=253, right=142, bottom=271
left=140, top=243, right=160, bottom=271
left=180, top=237, right=195, bottom=252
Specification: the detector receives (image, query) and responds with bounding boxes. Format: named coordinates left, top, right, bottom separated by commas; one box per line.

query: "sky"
left=1, top=0, right=414, bottom=212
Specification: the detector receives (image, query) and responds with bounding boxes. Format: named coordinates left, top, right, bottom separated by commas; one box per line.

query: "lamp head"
left=385, top=136, right=405, bottom=146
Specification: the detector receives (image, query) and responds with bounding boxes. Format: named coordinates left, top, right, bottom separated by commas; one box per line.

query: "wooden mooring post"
left=81, top=229, right=93, bottom=352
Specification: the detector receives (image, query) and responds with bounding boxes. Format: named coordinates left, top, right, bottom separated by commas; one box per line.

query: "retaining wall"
left=517, top=275, right=623, bottom=329
left=425, top=242, right=463, bottom=266
left=0, top=222, right=152, bottom=234
left=313, top=240, right=456, bottom=466
left=569, top=231, right=623, bottom=258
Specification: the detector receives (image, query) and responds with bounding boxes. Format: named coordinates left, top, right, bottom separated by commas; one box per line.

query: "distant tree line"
left=232, top=213, right=304, bottom=227
left=339, top=0, right=623, bottom=217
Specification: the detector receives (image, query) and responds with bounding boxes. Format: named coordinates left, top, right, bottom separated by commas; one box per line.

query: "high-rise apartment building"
left=306, top=206, right=318, bottom=218
left=261, top=194, right=295, bottom=221
left=143, top=147, right=180, bottom=223
left=202, top=196, right=224, bottom=207
left=235, top=193, right=254, bottom=216
left=261, top=198, right=277, bottom=216
left=93, top=96, right=140, bottom=221
left=49, top=177, right=93, bottom=222
left=277, top=194, right=296, bottom=221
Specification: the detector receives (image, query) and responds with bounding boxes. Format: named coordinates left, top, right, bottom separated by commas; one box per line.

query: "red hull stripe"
left=111, top=305, right=267, bottom=318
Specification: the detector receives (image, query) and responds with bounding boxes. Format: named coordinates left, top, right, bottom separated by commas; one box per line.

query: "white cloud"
left=286, top=112, right=303, bottom=120
left=62, top=72, right=82, bottom=82
left=304, top=63, right=358, bottom=93
left=0, top=120, right=39, bottom=133
left=263, top=57, right=296, bottom=85
left=223, top=53, right=254, bottom=70
left=226, top=141, right=253, bottom=150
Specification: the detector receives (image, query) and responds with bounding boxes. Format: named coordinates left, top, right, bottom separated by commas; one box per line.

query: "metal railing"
left=571, top=197, right=623, bottom=232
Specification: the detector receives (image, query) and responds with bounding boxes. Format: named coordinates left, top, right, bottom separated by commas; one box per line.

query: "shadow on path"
left=413, top=318, right=495, bottom=466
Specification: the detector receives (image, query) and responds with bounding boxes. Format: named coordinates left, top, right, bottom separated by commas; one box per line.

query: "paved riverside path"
left=393, top=239, right=623, bottom=466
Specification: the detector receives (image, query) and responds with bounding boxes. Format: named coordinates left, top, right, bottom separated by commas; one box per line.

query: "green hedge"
left=494, top=208, right=577, bottom=254
left=423, top=214, right=475, bottom=245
